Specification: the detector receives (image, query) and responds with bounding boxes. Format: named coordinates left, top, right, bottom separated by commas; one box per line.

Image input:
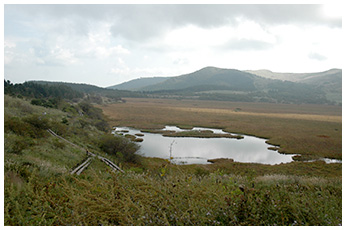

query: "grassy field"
left=98, top=98, right=342, bottom=160
left=4, top=96, right=342, bottom=226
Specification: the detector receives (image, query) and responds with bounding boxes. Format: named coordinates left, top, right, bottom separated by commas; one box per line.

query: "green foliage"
left=23, top=114, right=50, bottom=130
left=24, top=80, right=145, bottom=103
left=78, top=102, right=103, bottom=120
left=128, top=167, right=144, bottom=174
left=98, top=134, right=141, bottom=165
left=4, top=168, right=342, bottom=226
left=194, top=167, right=210, bottom=178
left=52, top=139, right=66, bottom=149
left=62, top=104, right=79, bottom=115
left=267, top=81, right=329, bottom=104
left=61, top=117, right=69, bottom=125
left=5, top=114, right=48, bottom=138
left=78, top=102, right=110, bottom=132
left=4, top=80, right=83, bottom=101
left=94, top=119, right=110, bottom=132
left=31, top=98, right=58, bottom=108
left=5, top=135, right=35, bottom=154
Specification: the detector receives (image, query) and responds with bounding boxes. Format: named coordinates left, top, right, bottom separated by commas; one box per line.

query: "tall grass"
left=4, top=166, right=342, bottom=226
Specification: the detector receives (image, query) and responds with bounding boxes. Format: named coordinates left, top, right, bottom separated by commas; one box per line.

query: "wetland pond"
left=113, top=126, right=297, bottom=165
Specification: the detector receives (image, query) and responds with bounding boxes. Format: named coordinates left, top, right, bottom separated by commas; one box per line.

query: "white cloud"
left=5, top=40, right=16, bottom=49
left=50, top=45, right=79, bottom=65
left=4, top=52, right=15, bottom=65
left=4, top=4, right=342, bottom=87
left=111, top=45, right=130, bottom=55
left=322, top=4, right=343, bottom=18
left=89, top=45, right=130, bottom=59
left=164, top=25, right=231, bottom=48
left=233, top=19, right=277, bottom=43
left=80, top=24, right=131, bottom=59
left=308, top=52, right=327, bottom=61
left=4, top=40, right=16, bottom=65
left=110, top=67, right=130, bottom=75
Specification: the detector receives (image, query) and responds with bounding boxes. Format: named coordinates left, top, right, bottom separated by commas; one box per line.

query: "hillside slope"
left=140, top=67, right=258, bottom=92
left=108, top=77, right=169, bottom=91
left=246, top=68, right=342, bottom=104
left=245, top=68, right=341, bottom=83
left=109, top=67, right=339, bottom=105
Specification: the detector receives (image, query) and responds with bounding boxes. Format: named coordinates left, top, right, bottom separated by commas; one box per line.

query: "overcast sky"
left=4, top=4, right=343, bottom=87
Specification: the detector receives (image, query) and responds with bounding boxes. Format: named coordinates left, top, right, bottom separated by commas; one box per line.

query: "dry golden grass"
left=172, top=107, right=341, bottom=122
left=97, top=98, right=342, bottom=159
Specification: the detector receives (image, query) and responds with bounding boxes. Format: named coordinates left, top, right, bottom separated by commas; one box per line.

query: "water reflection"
left=114, top=126, right=297, bottom=165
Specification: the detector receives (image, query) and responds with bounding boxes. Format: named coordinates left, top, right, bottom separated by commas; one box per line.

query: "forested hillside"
left=32, top=81, right=145, bottom=102
left=108, top=67, right=341, bottom=105
left=4, top=80, right=83, bottom=101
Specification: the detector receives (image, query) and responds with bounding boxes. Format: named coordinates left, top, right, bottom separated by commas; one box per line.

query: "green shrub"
left=50, top=121, right=68, bottom=136
left=5, top=115, right=31, bottom=136
left=6, top=135, right=35, bottom=154
left=94, top=119, right=110, bottom=132
left=61, top=117, right=69, bottom=125
left=62, top=104, right=78, bottom=115
left=98, top=134, right=140, bottom=165
left=128, top=167, right=144, bottom=174
left=52, top=139, right=66, bottom=149
left=19, top=103, right=34, bottom=114
left=23, top=114, right=50, bottom=130
left=194, top=167, right=210, bottom=178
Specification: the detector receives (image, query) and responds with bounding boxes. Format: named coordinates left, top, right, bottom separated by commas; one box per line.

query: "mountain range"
left=108, top=67, right=342, bottom=105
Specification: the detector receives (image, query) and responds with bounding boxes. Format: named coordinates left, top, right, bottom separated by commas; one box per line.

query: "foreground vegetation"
left=5, top=162, right=341, bottom=226
left=4, top=94, right=342, bottom=226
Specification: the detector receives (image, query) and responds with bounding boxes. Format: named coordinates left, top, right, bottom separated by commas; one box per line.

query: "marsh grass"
left=98, top=98, right=341, bottom=160
left=4, top=96, right=342, bottom=226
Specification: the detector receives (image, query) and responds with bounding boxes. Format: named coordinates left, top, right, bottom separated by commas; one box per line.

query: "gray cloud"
left=308, top=52, right=327, bottom=61
left=109, top=5, right=341, bottom=42
left=6, top=4, right=341, bottom=42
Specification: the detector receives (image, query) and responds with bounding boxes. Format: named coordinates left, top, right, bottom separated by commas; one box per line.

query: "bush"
left=23, top=114, right=50, bottom=130
left=52, top=139, right=66, bottom=149
left=6, top=135, right=35, bottom=154
left=31, top=98, right=57, bottom=108
left=5, top=115, right=42, bottom=138
left=98, top=134, right=140, bottom=164
left=194, top=167, right=210, bottom=178
left=78, top=102, right=103, bottom=120
left=62, top=104, right=78, bottom=115
left=94, top=119, right=110, bottom=132
left=50, top=120, right=68, bottom=136
left=77, top=102, right=110, bottom=132
left=5, top=113, right=52, bottom=138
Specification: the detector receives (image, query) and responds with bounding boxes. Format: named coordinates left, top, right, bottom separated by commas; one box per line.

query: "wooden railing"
left=47, top=129, right=124, bottom=175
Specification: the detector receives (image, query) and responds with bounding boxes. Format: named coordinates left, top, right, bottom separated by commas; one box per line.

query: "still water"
left=113, top=126, right=296, bottom=165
